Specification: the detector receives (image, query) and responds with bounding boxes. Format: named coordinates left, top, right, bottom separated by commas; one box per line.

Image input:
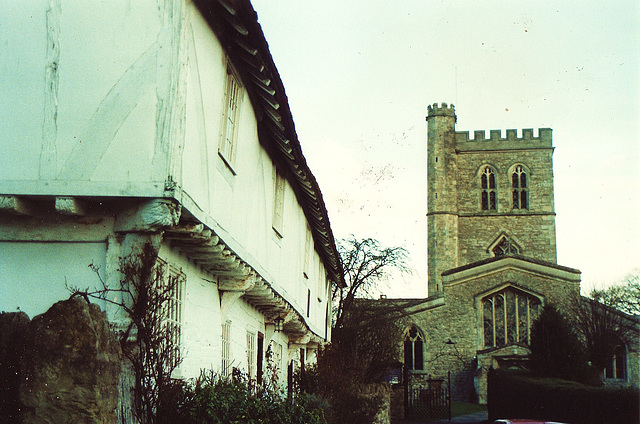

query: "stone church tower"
left=390, top=103, right=583, bottom=405
left=427, top=103, right=558, bottom=296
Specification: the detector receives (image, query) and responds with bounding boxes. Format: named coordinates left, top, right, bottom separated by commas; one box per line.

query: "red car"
left=494, top=420, right=568, bottom=424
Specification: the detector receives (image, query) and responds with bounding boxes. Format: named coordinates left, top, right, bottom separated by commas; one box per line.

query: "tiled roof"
left=194, top=0, right=345, bottom=287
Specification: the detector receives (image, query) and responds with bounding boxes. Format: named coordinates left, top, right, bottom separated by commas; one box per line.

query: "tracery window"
left=492, top=237, right=519, bottom=257
left=482, top=288, right=541, bottom=348
left=481, top=166, right=497, bottom=210
left=512, top=165, right=528, bottom=209
left=404, top=326, right=424, bottom=370
left=604, top=343, right=627, bottom=380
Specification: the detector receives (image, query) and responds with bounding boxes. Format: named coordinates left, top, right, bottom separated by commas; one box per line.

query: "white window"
left=246, top=331, right=256, bottom=378
left=222, top=320, right=231, bottom=377
left=156, top=260, right=185, bottom=370
left=220, top=65, right=242, bottom=168
left=273, top=168, right=285, bottom=236
left=303, top=226, right=312, bottom=278
left=317, top=261, right=325, bottom=303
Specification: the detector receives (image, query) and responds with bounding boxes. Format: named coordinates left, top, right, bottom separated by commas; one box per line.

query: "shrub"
left=296, top=347, right=386, bottom=424
left=163, top=369, right=327, bottom=424
left=529, top=304, right=591, bottom=383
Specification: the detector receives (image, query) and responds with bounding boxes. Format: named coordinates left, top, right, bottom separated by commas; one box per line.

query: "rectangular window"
left=317, top=261, right=325, bottom=302
left=157, top=261, right=185, bottom=370
left=307, top=288, right=311, bottom=318
left=247, top=331, right=256, bottom=378
left=220, top=65, right=242, bottom=168
left=273, top=168, right=285, bottom=236
left=222, top=320, right=231, bottom=377
left=303, top=226, right=312, bottom=278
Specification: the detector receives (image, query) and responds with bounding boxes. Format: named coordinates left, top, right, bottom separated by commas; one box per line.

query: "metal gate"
left=405, top=372, right=451, bottom=421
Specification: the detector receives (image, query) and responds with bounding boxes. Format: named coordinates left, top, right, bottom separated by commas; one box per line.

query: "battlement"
left=427, top=102, right=456, bottom=118
left=455, top=128, right=552, bottom=146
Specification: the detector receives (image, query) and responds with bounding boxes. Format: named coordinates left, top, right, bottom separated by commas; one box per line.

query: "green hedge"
left=159, top=370, right=328, bottom=424
left=488, top=369, right=638, bottom=424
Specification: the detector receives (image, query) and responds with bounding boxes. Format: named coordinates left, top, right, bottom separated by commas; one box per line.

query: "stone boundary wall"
left=0, top=297, right=121, bottom=423
left=361, top=383, right=391, bottom=424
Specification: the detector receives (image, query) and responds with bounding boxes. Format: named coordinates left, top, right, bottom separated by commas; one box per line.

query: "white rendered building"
left=0, top=0, right=344, bottom=385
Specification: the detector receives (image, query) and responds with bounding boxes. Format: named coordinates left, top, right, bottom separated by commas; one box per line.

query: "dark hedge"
left=487, top=369, right=638, bottom=424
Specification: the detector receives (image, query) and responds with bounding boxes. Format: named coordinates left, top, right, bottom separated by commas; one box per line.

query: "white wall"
left=182, top=5, right=331, bottom=339
left=0, top=0, right=332, bottom=355
left=0, top=0, right=170, bottom=195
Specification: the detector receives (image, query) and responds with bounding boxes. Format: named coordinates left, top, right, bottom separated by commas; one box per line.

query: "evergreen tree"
left=529, top=304, right=589, bottom=382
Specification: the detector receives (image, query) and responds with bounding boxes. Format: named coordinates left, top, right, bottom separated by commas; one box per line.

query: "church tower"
left=426, top=103, right=459, bottom=296
left=426, top=103, right=558, bottom=296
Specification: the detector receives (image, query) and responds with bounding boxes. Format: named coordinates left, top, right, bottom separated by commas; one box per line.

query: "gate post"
left=447, top=371, right=452, bottom=421
left=403, top=365, right=409, bottom=419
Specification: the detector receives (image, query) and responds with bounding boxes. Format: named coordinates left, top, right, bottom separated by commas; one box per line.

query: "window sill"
left=218, top=151, right=237, bottom=176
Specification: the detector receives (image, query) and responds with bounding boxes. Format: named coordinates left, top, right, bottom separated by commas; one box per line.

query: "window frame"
left=272, top=167, right=285, bottom=237
left=219, top=63, right=243, bottom=171
left=481, top=287, right=542, bottom=349
left=403, top=325, right=425, bottom=371
left=156, top=259, right=185, bottom=371
left=604, top=343, right=627, bottom=381
left=222, top=320, right=232, bottom=377
left=246, top=330, right=256, bottom=378
left=511, top=164, right=529, bottom=210
left=492, top=236, right=520, bottom=257
left=480, top=166, right=497, bottom=211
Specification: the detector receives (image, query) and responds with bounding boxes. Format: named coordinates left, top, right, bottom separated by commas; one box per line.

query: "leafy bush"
left=296, top=347, right=387, bottom=424
left=161, top=369, right=327, bottom=424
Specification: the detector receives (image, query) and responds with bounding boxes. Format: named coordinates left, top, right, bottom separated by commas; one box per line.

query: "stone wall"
left=0, top=297, right=121, bottom=423
left=361, top=383, right=391, bottom=424
left=406, top=261, right=580, bottom=402
left=455, top=147, right=557, bottom=265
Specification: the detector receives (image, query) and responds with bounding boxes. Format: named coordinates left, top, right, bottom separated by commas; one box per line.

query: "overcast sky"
left=252, top=0, right=639, bottom=297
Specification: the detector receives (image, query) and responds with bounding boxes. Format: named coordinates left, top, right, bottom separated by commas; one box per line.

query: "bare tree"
left=298, top=237, right=412, bottom=423
left=594, top=271, right=640, bottom=316
left=571, top=282, right=639, bottom=383
left=69, top=243, right=182, bottom=424
left=332, top=236, right=410, bottom=330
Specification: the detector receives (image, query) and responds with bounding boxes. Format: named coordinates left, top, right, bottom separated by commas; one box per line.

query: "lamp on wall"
left=274, top=316, right=284, bottom=332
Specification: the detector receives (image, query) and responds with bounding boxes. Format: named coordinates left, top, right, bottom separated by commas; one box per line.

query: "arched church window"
left=512, top=165, right=528, bottom=209
left=482, top=288, right=541, bottom=348
left=481, top=167, right=497, bottom=210
left=492, top=237, right=519, bottom=257
left=404, top=326, right=424, bottom=370
left=605, top=343, right=627, bottom=380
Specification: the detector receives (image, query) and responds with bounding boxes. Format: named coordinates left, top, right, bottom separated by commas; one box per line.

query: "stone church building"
left=390, top=103, right=636, bottom=404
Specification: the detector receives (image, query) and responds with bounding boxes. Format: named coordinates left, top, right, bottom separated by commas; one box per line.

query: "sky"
left=252, top=0, right=640, bottom=298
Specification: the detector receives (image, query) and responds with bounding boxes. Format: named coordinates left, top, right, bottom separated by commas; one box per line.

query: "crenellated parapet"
left=455, top=128, right=552, bottom=149
left=427, top=102, right=456, bottom=118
